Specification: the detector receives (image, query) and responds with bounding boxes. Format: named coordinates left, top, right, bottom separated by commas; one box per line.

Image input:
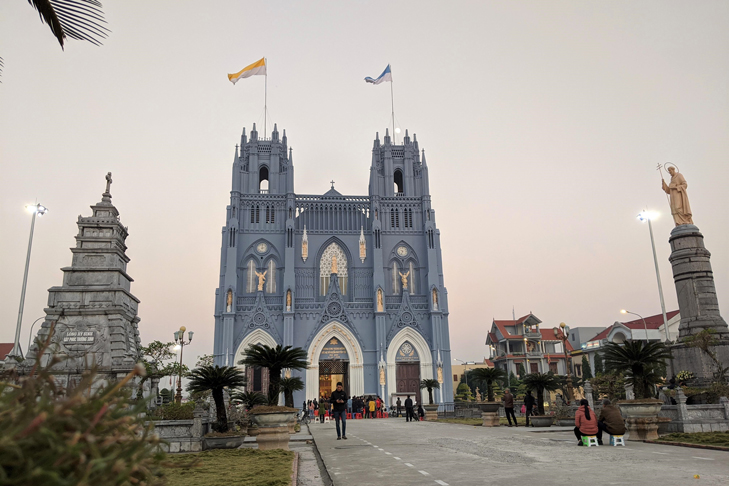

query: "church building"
left=213, top=123, right=453, bottom=407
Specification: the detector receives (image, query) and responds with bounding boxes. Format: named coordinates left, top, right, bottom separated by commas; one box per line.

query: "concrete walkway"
left=309, top=418, right=729, bottom=486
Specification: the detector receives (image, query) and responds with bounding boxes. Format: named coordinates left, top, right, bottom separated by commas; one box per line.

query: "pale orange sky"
left=1, top=1, right=728, bottom=370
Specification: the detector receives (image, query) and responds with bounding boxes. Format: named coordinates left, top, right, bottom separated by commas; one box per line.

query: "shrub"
left=0, top=331, right=165, bottom=486
left=149, top=402, right=195, bottom=420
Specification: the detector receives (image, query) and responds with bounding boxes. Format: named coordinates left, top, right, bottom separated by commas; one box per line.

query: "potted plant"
left=470, top=368, right=505, bottom=426
left=522, top=372, right=560, bottom=427
left=603, top=341, right=672, bottom=441
left=419, top=379, right=441, bottom=421
left=238, top=344, right=308, bottom=449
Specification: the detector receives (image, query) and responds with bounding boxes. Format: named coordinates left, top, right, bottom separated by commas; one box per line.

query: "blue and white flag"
left=364, top=64, right=392, bottom=85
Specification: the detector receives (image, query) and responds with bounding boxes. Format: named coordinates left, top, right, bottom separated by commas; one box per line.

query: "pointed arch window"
left=409, top=261, right=416, bottom=294
left=391, top=261, right=400, bottom=295
left=246, top=259, right=256, bottom=293
left=266, top=260, right=276, bottom=293
left=319, top=243, right=348, bottom=296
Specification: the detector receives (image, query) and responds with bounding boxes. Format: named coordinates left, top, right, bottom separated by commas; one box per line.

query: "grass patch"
left=162, top=448, right=294, bottom=486
left=659, top=432, right=729, bottom=448
left=438, top=418, right=482, bottom=426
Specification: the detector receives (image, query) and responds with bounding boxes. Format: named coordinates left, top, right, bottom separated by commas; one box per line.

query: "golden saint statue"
left=662, top=166, right=693, bottom=226
left=255, top=270, right=267, bottom=291
left=286, top=289, right=292, bottom=310
left=377, top=288, right=384, bottom=312
left=226, top=290, right=233, bottom=312
left=331, top=254, right=338, bottom=274
left=399, top=270, right=410, bottom=289
left=379, top=367, right=386, bottom=385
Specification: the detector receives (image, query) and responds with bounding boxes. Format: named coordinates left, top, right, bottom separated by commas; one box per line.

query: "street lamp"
left=26, top=316, right=46, bottom=355
left=637, top=211, right=671, bottom=343
left=9, top=203, right=48, bottom=359
left=621, top=309, right=649, bottom=341
left=553, top=322, right=573, bottom=402
left=453, top=358, right=471, bottom=393
left=523, top=337, right=530, bottom=374
left=173, top=326, right=194, bottom=404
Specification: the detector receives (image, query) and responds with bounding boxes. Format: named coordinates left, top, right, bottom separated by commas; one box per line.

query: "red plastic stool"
left=383, top=412, right=389, bottom=418
left=314, top=411, right=319, bottom=417
left=346, top=413, right=352, bottom=419
left=420, top=417, right=424, bottom=421
left=355, top=413, right=363, bottom=419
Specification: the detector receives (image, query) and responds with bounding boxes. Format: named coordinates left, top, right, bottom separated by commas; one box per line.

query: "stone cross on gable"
left=105, top=172, right=112, bottom=193
left=330, top=180, right=335, bottom=189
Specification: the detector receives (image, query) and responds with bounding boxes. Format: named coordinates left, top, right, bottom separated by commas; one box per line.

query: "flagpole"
left=264, top=58, right=268, bottom=139
left=390, top=65, right=395, bottom=144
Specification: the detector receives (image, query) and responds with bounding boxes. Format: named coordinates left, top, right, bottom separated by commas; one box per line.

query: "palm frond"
left=28, top=0, right=109, bottom=49
left=186, top=365, right=246, bottom=394
left=419, top=378, right=440, bottom=390
left=279, top=377, right=305, bottom=393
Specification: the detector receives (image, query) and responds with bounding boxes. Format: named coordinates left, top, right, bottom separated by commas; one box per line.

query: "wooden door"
left=396, top=363, right=420, bottom=393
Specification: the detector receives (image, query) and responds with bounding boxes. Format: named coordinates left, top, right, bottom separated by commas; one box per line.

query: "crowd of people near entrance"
left=303, top=393, right=426, bottom=424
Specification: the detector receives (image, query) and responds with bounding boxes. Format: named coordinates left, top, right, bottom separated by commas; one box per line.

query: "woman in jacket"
left=574, top=398, right=599, bottom=445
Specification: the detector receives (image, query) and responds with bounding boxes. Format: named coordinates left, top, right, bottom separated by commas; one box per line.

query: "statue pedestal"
left=669, top=225, right=728, bottom=339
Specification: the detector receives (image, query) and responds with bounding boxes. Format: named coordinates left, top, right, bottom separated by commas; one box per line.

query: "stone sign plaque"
left=320, top=338, right=348, bottom=361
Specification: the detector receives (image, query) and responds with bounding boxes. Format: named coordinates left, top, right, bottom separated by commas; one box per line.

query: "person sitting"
left=417, top=403, right=425, bottom=420
left=574, top=398, right=599, bottom=445
left=597, top=398, right=626, bottom=443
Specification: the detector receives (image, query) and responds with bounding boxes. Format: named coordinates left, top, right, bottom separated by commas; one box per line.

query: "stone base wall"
left=148, top=417, right=210, bottom=453
left=670, top=342, right=729, bottom=385
left=660, top=394, right=729, bottom=433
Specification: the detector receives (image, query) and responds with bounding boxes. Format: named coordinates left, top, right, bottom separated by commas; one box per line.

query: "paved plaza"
left=308, top=419, right=729, bottom=486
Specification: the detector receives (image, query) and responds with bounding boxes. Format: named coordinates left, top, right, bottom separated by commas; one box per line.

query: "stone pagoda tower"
left=25, top=173, right=142, bottom=385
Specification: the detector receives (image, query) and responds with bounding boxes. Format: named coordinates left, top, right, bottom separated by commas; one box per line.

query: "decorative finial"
left=102, top=172, right=113, bottom=202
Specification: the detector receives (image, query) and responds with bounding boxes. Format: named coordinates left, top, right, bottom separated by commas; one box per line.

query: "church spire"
left=241, top=127, right=247, bottom=146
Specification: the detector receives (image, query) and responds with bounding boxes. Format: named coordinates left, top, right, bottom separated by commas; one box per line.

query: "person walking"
left=330, top=382, right=348, bottom=440
left=404, top=395, right=414, bottom=422
left=308, top=401, right=315, bottom=420
left=574, top=398, right=599, bottom=445
left=597, top=398, right=625, bottom=444
left=318, top=398, right=327, bottom=424
left=503, top=388, right=518, bottom=427
left=524, top=390, right=536, bottom=427
left=396, top=397, right=402, bottom=417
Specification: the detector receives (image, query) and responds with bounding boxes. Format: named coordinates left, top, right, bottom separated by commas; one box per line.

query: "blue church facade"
left=213, top=123, right=453, bottom=408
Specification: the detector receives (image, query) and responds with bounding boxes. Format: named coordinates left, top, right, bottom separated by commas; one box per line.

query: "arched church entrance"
left=318, top=337, right=349, bottom=399
left=395, top=341, right=420, bottom=394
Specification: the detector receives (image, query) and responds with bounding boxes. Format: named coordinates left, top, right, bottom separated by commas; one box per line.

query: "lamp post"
left=523, top=337, right=530, bottom=375
left=638, top=211, right=671, bottom=343
left=621, top=309, right=649, bottom=341
left=10, top=203, right=48, bottom=359
left=173, top=326, right=194, bottom=404
left=553, top=322, right=573, bottom=401
left=26, top=316, right=46, bottom=355
left=454, top=358, right=470, bottom=395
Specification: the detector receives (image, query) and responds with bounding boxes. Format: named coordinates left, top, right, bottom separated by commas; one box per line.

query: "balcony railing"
left=524, top=331, right=541, bottom=339
left=527, top=351, right=543, bottom=358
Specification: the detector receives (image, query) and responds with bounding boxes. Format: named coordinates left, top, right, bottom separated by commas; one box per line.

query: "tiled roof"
left=490, top=316, right=574, bottom=351
left=539, top=329, right=574, bottom=351
left=588, top=310, right=680, bottom=342
left=0, top=343, right=14, bottom=361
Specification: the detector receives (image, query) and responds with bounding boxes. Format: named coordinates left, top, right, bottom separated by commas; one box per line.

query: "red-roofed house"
left=485, top=314, right=574, bottom=379
left=0, top=343, right=16, bottom=366
left=580, top=310, right=680, bottom=371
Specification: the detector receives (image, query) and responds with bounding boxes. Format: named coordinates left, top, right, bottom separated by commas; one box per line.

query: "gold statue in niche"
left=438, top=366, right=444, bottom=384
left=331, top=255, right=338, bottom=274
left=377, top=288, right=384, bottom=312
left=226, top=290, right=233, bottom=312
left=379, top=366, right=386, bottom=385
left=255, top=270, right=267, bottom=291
left=286, top=289, right=292, bottom=311
left=432, top=288, right=438, bottom=310
left=399, top=270, right=410, bottom=289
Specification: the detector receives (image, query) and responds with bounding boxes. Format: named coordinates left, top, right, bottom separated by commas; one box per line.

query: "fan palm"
left=230, top=390, right=267, bottom=410
left=522, top=372, right=560, bottom=414
left=187, top=365, right=246, bottom=432
left=419, top=379, right=440, bottom=405
left=470, top=368, right=507, bottom=402
left=279, top=377, right=305, bottom=408
left=602, top=341, right=672, bottom=399
left=238, top=344, right=308, bottom=405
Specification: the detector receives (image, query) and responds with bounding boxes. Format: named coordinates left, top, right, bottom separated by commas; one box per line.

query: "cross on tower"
left=330, top=180, right=335, bottom=189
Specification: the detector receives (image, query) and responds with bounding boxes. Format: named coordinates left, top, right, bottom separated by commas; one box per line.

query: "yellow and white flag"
left=228, top=58, right=266, bottom=84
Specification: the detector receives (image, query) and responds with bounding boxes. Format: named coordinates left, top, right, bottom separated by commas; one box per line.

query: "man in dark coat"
left=524, top=390, right=536, bottom=426
left=503, top=388, right=518, bottom=426
left=330, top=382, right=349, bottom=440
left=597, top=398, right=626, bottom=442
left=404, top=395, right=414, bottom=422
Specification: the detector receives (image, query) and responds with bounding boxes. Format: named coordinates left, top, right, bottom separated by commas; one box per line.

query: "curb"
left=646, top=440, right=729, bottom=452
left=291, top=451, right=299, bottom=486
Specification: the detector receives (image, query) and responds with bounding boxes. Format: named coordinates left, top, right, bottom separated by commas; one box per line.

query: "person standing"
left=574, top=398, right=599, bottom=445
left=318, top=398, right=327, bottom=424
left=417, top=403, right=425, bottom=421
left=330, top=382, right=348, bottom=440
left=346, top=396, right=353, bottom=415
left=369, top=396, right=376, bottom=419
left=503, top=388, right=518, bottom=427
left=404, top=395, right=414, bottom=422
left=396, top=397, right=402, bottom=417
left=597, top=398, right=625, bottom=444
left=524, top=390, right=536, bottom=427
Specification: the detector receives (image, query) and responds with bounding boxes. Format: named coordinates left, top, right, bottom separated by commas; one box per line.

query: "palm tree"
left=238, top=344, right=308, bottom=405
left=602, top=341, right=672, bottom=399
left=470, top=368, right=507, bottom=402
left=187, top=365, right=246, bottom=432
left=419, top=379, right=440, bottom=405
left=230, top=390, right=267, bottom=410
left=279, top=377, right=305, bottom=408
left=29, top=0, right=109, bottom=49
left=522, top=372, right=560, bottom=415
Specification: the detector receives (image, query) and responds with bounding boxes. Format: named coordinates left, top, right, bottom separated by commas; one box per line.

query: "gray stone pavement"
left=309, top=418, right=729, bottom=486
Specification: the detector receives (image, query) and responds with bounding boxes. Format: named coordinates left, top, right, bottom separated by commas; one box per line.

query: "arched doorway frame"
left=306, top=321, right=364, bottom=400
left=387, top=328, right=433, bottom=405
left=234, top=329, right=278, bottom=394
